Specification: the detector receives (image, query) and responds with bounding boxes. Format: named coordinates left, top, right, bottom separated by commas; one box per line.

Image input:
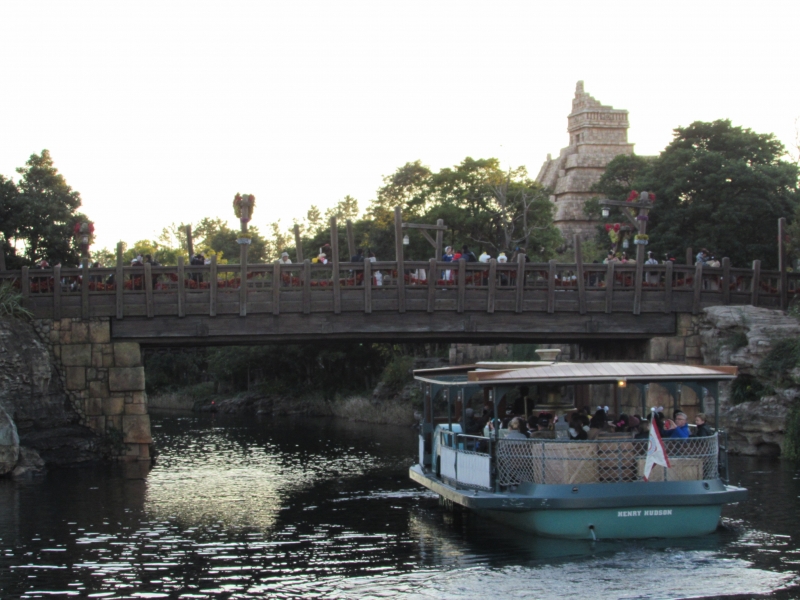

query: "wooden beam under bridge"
left=112, top=311, right=677, bottom=347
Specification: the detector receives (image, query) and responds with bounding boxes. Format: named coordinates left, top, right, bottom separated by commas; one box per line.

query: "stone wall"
left=42, top=317, right=152, bottom=461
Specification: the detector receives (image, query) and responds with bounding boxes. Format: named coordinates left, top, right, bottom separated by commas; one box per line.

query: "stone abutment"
left=37, top=317, right=152, bottom=461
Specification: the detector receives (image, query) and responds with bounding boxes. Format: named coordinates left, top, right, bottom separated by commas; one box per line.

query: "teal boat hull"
left=477, top=505, right=722, bottom=539
left=410, top=465, right=746, bottom=540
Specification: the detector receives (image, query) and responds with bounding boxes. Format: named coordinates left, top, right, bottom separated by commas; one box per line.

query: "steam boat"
left=409, top=360, right=747, bottom=540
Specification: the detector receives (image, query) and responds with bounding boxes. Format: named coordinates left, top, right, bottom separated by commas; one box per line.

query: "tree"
left=641, top=121, right=799, bottom=269
left=0, top=174, right=22, bottom=268
left=367, top=157, right=562, bottom=261
left=11, top=150, right=89, bottom=266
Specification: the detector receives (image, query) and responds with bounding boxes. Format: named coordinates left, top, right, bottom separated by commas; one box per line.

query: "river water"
left=1, top=412, right=799, bottom=600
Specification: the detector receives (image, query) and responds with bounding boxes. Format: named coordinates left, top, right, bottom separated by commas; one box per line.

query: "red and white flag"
left=644, top=417, right=671, bottom=481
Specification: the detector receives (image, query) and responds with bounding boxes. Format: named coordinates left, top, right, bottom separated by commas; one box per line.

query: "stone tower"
left=536, top=81, right=634, bottom=246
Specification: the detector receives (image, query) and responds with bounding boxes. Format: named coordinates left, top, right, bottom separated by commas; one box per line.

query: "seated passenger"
left=505, top=417, right=528, bottom=440
left=568, top=414, right=588, bottom=440
left=587, top=409, right=608, bottom=440
left=635, top=420, right=650, bottom=440
left=695, top=413, right=713, bottom=437
left=662, top=411, right=690, bottom=438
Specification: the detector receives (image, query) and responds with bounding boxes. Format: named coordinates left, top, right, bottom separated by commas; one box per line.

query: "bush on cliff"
left=0, top=283, right=32, bottom=320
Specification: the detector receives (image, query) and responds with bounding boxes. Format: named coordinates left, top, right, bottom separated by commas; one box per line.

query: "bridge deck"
left=1, top=259, right=792, bottom=344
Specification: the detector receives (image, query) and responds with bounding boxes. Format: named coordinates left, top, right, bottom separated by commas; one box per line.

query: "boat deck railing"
left=438, top=432, right=494, bottom=491
left=496, top=435, right=720, bottom=487
left=434, top=430, right=720, bottom=491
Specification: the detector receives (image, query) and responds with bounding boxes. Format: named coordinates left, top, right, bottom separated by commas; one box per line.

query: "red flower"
left=605, top=224, right=612, bottom=232
left=627, top=190, right=638, bottom=202
left=648, top=192, right=656, bottom=202
left=613, top=223, right=621, bottom=232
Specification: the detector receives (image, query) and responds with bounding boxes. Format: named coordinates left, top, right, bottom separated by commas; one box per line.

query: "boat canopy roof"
left=468, top=362, right=737, bottom=385
left=413, top=362, right=737, bottom=387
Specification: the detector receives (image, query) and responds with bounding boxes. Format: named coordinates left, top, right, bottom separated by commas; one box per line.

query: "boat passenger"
left=568, top=414, right=588, bottom=440
left=662, top=411, right=690, bottom=438
left=587, top=409, right=609, bottom=440
left=635, top=420, right=650, bottom=440
left=505, top=418, right=528, bottom=440
left=695, top=413, right=713, bottom=437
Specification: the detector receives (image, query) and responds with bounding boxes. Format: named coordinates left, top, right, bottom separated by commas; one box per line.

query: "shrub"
left=759, top=338, right=800, bottom=385
left=0, top=283, right=32, bottom=320
left=380, top=355, right=415, bottom=392
left=783, top=402, right=800, bottom=461
left=729, top=374, right=772, bottom=405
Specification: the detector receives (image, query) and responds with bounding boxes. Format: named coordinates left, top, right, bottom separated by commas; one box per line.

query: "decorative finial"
left=576, top=80, right=584, bottom=94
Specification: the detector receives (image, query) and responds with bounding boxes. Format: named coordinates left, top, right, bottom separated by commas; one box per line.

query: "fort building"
left=536, top=81, right=634, bottom=246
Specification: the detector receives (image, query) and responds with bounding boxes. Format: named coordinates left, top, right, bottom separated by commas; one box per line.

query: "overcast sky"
left=2, top=1, right=798, bottom=251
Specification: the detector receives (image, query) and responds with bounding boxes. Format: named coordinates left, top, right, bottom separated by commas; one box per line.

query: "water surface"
left=0, top=412, right=798, bottom=599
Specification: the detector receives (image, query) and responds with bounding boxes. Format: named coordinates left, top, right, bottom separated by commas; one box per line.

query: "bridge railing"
left=0, top=258, right=792, bottom=320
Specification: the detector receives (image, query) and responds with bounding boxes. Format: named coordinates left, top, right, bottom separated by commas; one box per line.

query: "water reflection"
left=0, top=412, right=797, bottom=599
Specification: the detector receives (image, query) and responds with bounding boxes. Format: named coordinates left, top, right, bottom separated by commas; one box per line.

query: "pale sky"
left=2, top=1, right=798, bottom=251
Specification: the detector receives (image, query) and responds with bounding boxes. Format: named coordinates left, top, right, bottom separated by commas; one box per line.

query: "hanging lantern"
left=622, top=238, right=629, bottom=249
left=601, top=207, right=610, bottom=218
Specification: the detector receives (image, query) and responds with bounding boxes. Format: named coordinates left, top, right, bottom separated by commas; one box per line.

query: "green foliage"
left=639, top=120, right=799, bottom=269
left=363, top=158, right=562, bottom=261
left=380, top=354, right=415, bottom=392
left=783, top=401, right=800, bottom=461
left=0, top=283, right=32, bottom=320
left=729, top=374, right=772, bottom=405
left=1, top=150, right=90, bottom=268
left=759, top=338, right=800, bottom=385
left=144, top=350, right=207, bottom=394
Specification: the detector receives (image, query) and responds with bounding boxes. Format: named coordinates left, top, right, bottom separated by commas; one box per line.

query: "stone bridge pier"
left=41, top=317, right=151, bottom=460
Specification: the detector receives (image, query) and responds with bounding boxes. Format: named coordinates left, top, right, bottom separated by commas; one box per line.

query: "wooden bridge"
left=1, top=252, right=794, bottom=346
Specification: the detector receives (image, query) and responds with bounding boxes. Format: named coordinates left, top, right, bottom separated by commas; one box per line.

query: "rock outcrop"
left=0, top=317, right=102, bottom=472
left=699, top=306, right=800, bottom=456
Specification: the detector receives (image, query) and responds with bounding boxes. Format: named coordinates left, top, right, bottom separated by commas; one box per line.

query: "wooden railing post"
left=633, top=252, right=644, bottom=315
left=574, top=235, right=586, bottom=315
left=487, top=259, right=497, bottom=313
left=81, top=258, right=89, bottom=320
left=435, top=219, right=444, bottom=263
left=239, top=242, right=248, bottom=317
left=345, top=219, right=355, bottom=261
left=209, top=255, right=218, bottom=316
left=293, top=224, right=304, bottom=263
left=547, top=260, right=557, bottom=313
left=514, top=254, right=525, bottom=313
left=330, top=216, right=341, bottom=315
left=721, top=257, right=731, bottom=305
left=177, top=256, right=186, bottom=317
left=186, top=224, right=194, bottom=257
left=272, top=261, right=281, bottom=316
left=692, top=263, right=703, bottom=314
left=394, top=207, right=406, bottom=313
left=53, top=264, right=61, bottom=320
left=427, top=257, right=436, bottom=313
left=664, top=261, right=673, bottom=313
left=686, top=247, right=693, bottom=266
left=21, top=266, right=30, bottom=301
left=457, top=259, right=466, bottom=313
left=751, top=260, right=761, bottom=306
left=116, top=242, right=124, bottom=319
left=364, top=258, right=372, bottom=314
left=144, top=262, right=154, bottom=318
left=779, top=217, right=788, bottom=310
left=605, top=262, right=615, bottom=313
left=303, top=259, right=311, bottom=314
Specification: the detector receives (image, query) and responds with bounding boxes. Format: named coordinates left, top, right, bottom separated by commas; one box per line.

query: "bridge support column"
left=646, top=313, right=703, bottom=365
left=43, top=317, right=152, bottom=461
